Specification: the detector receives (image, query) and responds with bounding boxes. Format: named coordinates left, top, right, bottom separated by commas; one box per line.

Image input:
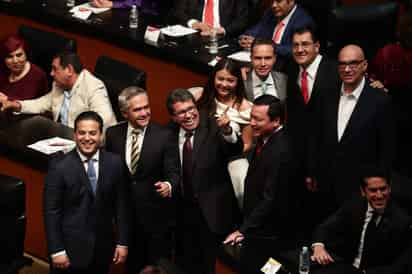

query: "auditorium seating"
left=18, top=25, right=77, bottom=89
left=0, top=174, right=32, bottom=274
left=94, top=55, right=147, bottom=121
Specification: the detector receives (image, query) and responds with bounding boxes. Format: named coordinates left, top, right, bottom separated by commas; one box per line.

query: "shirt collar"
left=127, top=122, right=147, bottom=137
left=300, top=54, right=322, bottom=80
left=279, top=4, right=297, bottom=26
left=340, top=77, right=365, bottom=99
left=77, top=149, right=99, bottom=162
left=252, top=70, right=274, bottom=87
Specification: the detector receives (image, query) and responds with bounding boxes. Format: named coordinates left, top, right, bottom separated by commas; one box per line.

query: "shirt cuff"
left=51, top=250, right=67, bottom=257
left=222, top=126, right=238, bottom=143
left=164, top=181, right=172, bottom=197
left=188, top=19, right=199, bottom=28
left=311, top=242, right=325, bottom=249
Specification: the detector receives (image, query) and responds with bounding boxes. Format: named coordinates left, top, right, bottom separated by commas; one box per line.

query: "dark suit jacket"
left=308, top=82, right=396, bottom=204
left=244, top=4, right=313, bottom=59
left=313, top=196, right=412, bottom=274
left=105, top=121, right=180, bottom=233
left=43, top=150, right=129, bottom=269
left=169, top=111, right=242, bottom=234
left=168, top=0, right=248, bottom=37
left=286, top=57, right=340, bottom=167
left=240, top=128, right=298, bottom=237
left=243, top=70, right=288, bottom=101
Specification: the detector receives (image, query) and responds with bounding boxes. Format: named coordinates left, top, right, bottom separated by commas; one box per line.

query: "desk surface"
left=0, top=0, right=241, bottom=75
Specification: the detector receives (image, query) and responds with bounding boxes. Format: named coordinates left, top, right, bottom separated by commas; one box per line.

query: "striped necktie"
left=130, top=129, right=142, bottom=174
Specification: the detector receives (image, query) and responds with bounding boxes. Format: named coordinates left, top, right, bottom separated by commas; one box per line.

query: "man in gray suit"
left=243, top=38, right=287, bottom=102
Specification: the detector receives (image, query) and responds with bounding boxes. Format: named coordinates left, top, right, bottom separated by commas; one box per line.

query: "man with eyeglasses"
left=306, top=44, right=395, bottom=215
left=166, top=88, right=242, bottom=274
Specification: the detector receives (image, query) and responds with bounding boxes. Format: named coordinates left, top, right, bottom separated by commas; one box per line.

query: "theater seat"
left=0, top=174, right=32, bottom=274
left=327, top=2, right=398, bottom=60
left=18, top=25, right=77, bottom=89
left=94, top=55, right=146, bottom=121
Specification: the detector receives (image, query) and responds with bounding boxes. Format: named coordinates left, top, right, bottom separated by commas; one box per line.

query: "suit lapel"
left=245, top=71, right=255, bottom=101
left=192, top=120, right=208, bottom=172
left=339, top=86, right=370, bottom=143
left=118, top=123, right=128, bottom=163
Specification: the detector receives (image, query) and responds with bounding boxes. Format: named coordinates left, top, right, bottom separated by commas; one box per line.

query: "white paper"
left=208, top=57, right=219, bottom=67
left=160, top=25, right=198, bottom=37
left=28, top=137, right=75, bottom=155
left=72, top=9, right=92, bottom=20
left=261, top=258, right=282, bottom=274
left=228, top=50, right=251, bottom=63
left=144, top=26, right=161, bottom=43
left=69, top=2, right=110, bottom=14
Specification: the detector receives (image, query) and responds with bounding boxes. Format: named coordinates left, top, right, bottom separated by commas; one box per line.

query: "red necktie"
left=272, top=22, right=285, bottom=44
left=255, top=138, right=264, bottom=157
left=204, top=0, right=214, bottom=27
left=301, top=69, right=309, bottom=104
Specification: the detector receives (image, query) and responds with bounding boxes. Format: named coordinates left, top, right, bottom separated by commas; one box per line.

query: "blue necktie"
left=87, top=159, right=97, bottom=194
left=59, top=91, right=71, bottom=126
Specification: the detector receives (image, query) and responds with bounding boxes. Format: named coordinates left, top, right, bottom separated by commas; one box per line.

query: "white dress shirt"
left=188, top=0, right=221, bottom=29
left=297, top=54, right=322, bottom=100
left=353, top=204, right=382, bottom=268
left=178, top=124, right=238, bottom=165
left=252, top=70, right=279, bottom=99
left=273, top=4, right=297, bottom=43
left=337, top=77, right=365, bottom=141
left=125, top=123, right=146, bottom=173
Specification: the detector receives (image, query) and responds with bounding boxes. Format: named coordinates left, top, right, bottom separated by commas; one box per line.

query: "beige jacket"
left=20, top=69, right=117, bottom=129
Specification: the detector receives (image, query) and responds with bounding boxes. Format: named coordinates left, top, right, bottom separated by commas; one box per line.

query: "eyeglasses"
left=174, top=105, right=196, bottom=118
left=338, top=59, right=365, bottom=70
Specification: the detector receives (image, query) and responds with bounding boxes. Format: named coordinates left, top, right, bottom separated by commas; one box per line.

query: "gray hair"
left=118, top=86, right=148, bottom=113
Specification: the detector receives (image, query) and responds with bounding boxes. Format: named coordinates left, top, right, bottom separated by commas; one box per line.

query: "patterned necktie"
left=59, top=90, right=72, bottom=126
left=204, top=0, right=214, bottom=27
left=301, top=69, right=309, bottom=104
left=182, top=131, right=194, bottom=200
left=87, top=158, right=97, bottom=194
left=261, top=82, right=267, bottom=95
left=272, top=21, right=285, bottom=44
left=130, top=129, right=142, bottom=174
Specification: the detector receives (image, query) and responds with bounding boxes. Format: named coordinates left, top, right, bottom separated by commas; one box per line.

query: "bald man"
left=306, top=45, right=396, bottom=213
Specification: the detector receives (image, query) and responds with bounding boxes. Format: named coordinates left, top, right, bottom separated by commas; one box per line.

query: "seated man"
left=0, top=51, right=116, bottom=130
left=243, top=38, right=287, bottom=101
left=168, top=0, right=248, bottom=37
left=312, top=170, right=412, bottom=274
left=91, top=0, right=163, bottom=15
left=240, top=0, right=313, bottom=68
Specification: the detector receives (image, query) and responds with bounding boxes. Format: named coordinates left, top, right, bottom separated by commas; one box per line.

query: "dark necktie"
left=182, top=131, right=194, bottom=200
left=255, top=137, right=264, bottom=157
left=87, top=158, right=97, bottom=195
left=360, top=212, right=379, bottom=269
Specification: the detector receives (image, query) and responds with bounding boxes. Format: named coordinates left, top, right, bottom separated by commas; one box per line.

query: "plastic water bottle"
left=66, top=0, right=75, bottom=7
left=129, top=5, right=139, bottom=29
left=299, top=246, right=310, bottom=274
left=208, top=28, right=218, bottom=54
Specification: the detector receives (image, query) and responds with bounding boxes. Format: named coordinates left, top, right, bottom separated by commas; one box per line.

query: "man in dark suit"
left=240, top=0, right=313, bottom=68
left=287, top=25, right=339, bottom=184
left=224, top=95, right=297, bottom=244
left=168, top=0, right=248, bottom=37
left=307, top=45, right=396, bottom=211
left=105, top=86, right=180, bottom=273
left=44, top=111, right=129, bottom=274
left=243, top=39, right=288, bottom=101
left=312, top=171, right=412, bottom=274
left=166, top=88, right=242, bottom=274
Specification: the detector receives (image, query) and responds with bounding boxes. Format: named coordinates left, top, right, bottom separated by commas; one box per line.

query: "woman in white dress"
left=197, top=58, right=253, bottom=208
